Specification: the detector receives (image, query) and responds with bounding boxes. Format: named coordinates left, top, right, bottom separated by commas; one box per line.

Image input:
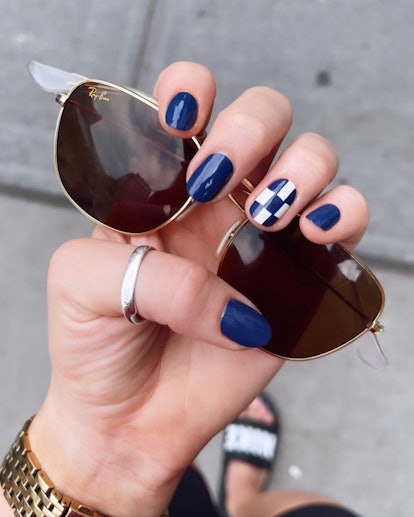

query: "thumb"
left=48, top=238, right=272, bottom=350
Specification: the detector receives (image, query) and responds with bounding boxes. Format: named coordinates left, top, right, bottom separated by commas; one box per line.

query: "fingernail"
left=165, top=92, right=198, bottom=130
left=221, top=299, right=272, bottom=348
left=306, top=203, right=340, bottom=230
left=187, top=153, right=233, bottom=202
left=249, top=179, right=297, bottom=227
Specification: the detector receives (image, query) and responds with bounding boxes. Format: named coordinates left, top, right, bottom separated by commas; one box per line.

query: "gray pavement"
left=0, top=1, right=413, bottom=516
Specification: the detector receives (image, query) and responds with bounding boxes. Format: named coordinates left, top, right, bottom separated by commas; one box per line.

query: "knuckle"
left=247, top=86, right=293, bottom=125
left=291, top=137, right=338, bottom=179
left=231, top=110, right=271, bottom=144
left=296, top=133, right=339, bottom=170
left=169, top=261, right=211, bottom=330
left=216, top=86, right=293, bottom=147
left=48, top=239, right=83, bottom=296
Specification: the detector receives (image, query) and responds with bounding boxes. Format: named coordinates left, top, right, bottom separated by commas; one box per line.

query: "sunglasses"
left=29, top=61, right=386, bottom=366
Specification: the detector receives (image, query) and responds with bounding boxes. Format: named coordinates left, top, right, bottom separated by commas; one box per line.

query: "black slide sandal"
left=217, top=393, right=280, bottom=517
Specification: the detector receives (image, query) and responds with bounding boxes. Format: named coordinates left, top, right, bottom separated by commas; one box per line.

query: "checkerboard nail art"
left=249, top=179, right=297, bottom=227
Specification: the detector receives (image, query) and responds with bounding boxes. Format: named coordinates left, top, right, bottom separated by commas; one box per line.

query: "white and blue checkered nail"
left=249, top=179, right=297, bottom=227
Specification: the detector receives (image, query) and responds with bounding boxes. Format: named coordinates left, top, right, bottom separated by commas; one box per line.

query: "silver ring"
left=121, top=245, right=153, bottom=324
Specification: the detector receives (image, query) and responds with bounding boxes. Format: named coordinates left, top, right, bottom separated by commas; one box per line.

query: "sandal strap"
left=223, top=420, right=278, bottom=470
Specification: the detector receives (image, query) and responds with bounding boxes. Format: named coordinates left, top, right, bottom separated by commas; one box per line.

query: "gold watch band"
left=0, top=418, right=169, bottom=517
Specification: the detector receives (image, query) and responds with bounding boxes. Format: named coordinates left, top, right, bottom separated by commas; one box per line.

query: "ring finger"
left=246, top=132, right=339, bottom=231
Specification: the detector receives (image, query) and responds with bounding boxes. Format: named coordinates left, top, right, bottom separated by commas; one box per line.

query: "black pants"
left=169, top=466, right=361, bottom=517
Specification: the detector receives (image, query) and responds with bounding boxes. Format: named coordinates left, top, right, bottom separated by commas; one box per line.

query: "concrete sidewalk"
left=1, top=1, right=413, bottom=516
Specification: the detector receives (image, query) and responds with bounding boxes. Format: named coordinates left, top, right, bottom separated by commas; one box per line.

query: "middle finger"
left=186, top=86, right=293, bottom=203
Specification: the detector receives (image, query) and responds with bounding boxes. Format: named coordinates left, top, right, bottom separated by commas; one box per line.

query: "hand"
left=22, top=62, right=368, bottom=517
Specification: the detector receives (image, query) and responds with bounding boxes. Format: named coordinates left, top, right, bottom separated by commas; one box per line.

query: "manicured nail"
left=221, top=299, right=272, bottom=348
left=165, top=92, right=198, bottom=130
left=249, top=179, right=296, bottom=227
left=187, top=153, right=233, bottom=202
left=306, top=203, right=340, bottom=230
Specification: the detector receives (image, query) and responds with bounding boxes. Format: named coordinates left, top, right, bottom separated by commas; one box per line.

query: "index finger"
left=154, top=61, right=217, bottom=137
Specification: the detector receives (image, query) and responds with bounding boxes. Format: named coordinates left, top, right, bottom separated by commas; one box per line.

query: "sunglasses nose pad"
left=355, top=330, right=388, bottom=369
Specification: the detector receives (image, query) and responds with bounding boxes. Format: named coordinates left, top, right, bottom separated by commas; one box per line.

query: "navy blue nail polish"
left=187, top=153, right=234, bottom=202
left=249, top=179, right=297, bottom=227
left=221, top=299, right=272, bottom=348
left=306, top=204, right=340, bottom=230
left=165, top=92, right=198, bottom=130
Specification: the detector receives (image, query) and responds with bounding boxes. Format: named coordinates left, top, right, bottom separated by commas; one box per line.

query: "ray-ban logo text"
left=88, top=86, right=110, bottom=102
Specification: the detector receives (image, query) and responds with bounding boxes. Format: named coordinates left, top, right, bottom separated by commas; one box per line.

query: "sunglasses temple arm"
left=28, top=60, right=87, bottom=94
left=355, top=329, right=388, bottom=369
left=28, top=61, right=156, bottom=105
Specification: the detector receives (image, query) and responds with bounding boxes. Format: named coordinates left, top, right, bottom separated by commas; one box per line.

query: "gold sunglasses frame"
left=29, top=62, right=386, bottom=366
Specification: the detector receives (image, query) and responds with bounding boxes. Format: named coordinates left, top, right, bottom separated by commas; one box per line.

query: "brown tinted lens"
left=218, top=219, right=384, bottom=360
left=56, top=82, right=199, bottom=233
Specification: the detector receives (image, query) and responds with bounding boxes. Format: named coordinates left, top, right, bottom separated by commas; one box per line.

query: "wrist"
left=1, top=416, right=107, bottom=516
left=32, top=407, right=175, bottom=517
left=2, top=410, right=174, bottom=517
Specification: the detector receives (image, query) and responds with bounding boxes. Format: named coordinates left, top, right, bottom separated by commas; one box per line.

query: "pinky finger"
left=300, top=185, right=370, bottom=250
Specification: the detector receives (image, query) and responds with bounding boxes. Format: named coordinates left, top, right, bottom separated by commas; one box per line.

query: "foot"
left=219, top=394, right=279, bottom=517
